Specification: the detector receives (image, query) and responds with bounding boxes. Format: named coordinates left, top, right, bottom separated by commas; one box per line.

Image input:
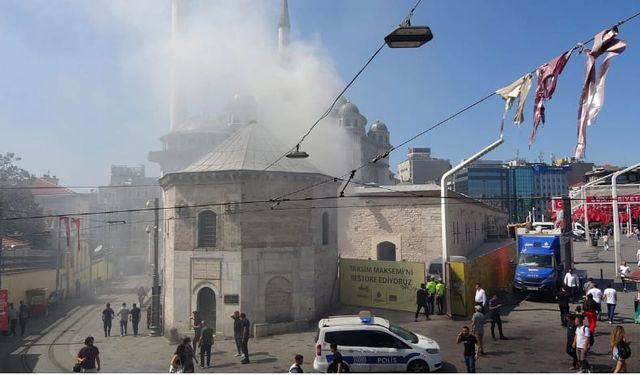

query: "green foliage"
left=0, top=153, right=46, bottom=248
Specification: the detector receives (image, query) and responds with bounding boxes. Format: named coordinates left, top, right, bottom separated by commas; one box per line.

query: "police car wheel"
left=407, top=360, right=429, bottom=373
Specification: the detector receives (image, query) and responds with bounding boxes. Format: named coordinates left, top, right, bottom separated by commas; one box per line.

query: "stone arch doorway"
left=197, top=287, right=216, bottom=331
left=376, top=241, right=396, bottom=261
left=265, top=276, right=292, bottom=323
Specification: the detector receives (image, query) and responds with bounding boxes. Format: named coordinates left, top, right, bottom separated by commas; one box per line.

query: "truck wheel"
left=407, top=360, right=429, bottom=373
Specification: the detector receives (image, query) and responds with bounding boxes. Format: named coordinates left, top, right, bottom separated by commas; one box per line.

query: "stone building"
left=339, top=184, right=509, bottom=268
left=397, top=147, right=451, bottom=184
left=159, top=122, right=339, bottom=337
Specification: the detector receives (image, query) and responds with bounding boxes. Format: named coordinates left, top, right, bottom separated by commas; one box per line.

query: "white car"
left=313, top=312, right=442, bottom=373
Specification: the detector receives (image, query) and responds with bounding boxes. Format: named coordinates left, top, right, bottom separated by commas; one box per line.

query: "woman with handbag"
left=169, top=344, right=184, bottom=373
left=76, top=336, right=100, bottom=373
left=609, top=326, right=629, bottom=373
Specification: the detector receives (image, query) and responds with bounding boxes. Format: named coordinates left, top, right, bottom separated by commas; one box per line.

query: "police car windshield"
left=389, top=324, right=418, bottom=344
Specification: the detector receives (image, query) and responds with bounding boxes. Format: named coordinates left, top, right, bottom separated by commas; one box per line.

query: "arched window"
left=376, top=241, right=396, bottom=261
left=198, top=210, right=216, bottom=248
left=322, top=212, right=329, bottom=245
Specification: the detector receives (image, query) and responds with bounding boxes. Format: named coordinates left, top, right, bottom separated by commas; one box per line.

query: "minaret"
left=170, top=0, right=189, bottom=130
left=277, top=0, right=290, bottom=55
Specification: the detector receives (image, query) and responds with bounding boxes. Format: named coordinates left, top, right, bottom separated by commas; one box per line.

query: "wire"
left=263, top=0, right=427, bottom=171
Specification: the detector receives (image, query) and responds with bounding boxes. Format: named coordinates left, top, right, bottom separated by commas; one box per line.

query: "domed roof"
left=182, top=122, right=322, bottom=174
left=338, top=101, right=360, bottom=116
left=370, top=120, right=388, bottom=132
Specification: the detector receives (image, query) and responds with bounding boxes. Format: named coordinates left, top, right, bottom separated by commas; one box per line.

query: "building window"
left=376, top=242, right=396, bottom=261
left=197, top=210, right=216, bottom=248
left=322, top=212, right=329, bottom=245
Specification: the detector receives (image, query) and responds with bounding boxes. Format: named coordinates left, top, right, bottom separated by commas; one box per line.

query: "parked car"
left=313, top=311, right=442, bottom=373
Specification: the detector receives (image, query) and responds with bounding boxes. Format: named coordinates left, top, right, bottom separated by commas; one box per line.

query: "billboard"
left=340, top=258, right=424, bottom=312
left=0, top=289, right=8, bottom=332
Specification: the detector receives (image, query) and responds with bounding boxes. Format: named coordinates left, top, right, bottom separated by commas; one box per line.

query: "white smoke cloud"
left=80, top=0, right=352, bottom=178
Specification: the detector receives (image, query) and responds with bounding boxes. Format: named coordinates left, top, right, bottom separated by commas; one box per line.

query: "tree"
left=0, top=153, right=46, bottom=248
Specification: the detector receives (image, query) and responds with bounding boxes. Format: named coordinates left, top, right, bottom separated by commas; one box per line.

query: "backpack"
left=617, top=340, right=631, bottom=359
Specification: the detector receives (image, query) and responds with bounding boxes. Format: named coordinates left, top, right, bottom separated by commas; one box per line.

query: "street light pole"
left=150, top=198, right=161, bottom=336
left=612, top=162, right=640, bottom=273
left=440, top=136, right=504, bottom=317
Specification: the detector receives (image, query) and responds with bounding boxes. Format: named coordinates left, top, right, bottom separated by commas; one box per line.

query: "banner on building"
left=0, top=289, right=8, bottom=332
left=340, top=258, right=424, bottom=312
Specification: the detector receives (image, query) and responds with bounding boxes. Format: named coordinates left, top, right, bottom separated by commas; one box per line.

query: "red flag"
left=71, top=218, right=81, bottom=252
left=60, top=217, right=70, bottom=247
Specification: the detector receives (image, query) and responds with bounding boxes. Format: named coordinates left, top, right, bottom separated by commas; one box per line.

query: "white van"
left=573, top=222, right=586, bottom=237
left=313, top=312, right=442, bottom=373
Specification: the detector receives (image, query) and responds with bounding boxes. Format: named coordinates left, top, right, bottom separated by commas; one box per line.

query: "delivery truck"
left=512, top=227, right=585, bottom=296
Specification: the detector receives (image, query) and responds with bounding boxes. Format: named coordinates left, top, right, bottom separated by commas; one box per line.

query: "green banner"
left=340, top=258, right=424, bottom=312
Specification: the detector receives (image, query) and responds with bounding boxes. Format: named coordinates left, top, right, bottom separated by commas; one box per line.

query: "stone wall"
left=161, top=170, right=339, bottom=337
left=340, top=193, right=509, bottom=271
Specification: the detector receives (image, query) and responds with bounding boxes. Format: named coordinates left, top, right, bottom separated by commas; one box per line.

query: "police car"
left=313, top=311, right=441, bottom=373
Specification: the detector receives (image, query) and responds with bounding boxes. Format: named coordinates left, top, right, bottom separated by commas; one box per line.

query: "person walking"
left=130, top=303, right=141, bottom=337
left=137, top=286, right=146, bottom=307
left=199, top=321, right=214, bottom=369
left=470, top=306, right=485, bottom=355
left=191, top=311, right=202, bottom=354
left=619, top=262, right=630, bottom=292
left=603, top=233, right=610, bottom=251
left=556, top=286, right=571, bottom=327
left=583, top=294, right=598, bottom=336
left=18, top=300, right=28, bottom=335
left=636, top=248, right=640, bottom=267
left=240, top=313, right=251, bottom=364
left=231, top=311, right=243, bottom=357
left=564, top=268, right=579, bottom=303
left=586, top=284, right=603, bottom=321
left=76, top=336, right=101, bottom=373
left=426, top=277, right=437, bottom=315
left=415, top=283, right=429, bottom=321
left=146, top=306, right=152, bottom=330
left=488, top=294, right=507, bottom=340
left=565, top=312, right=579, bottom=371
left=573, top=316, right=591, bottom=372
left=603, top=284, right=618, bottom=324
left=435, top=279, right=445, bottom=315
left=289, top=354, right=304, bottom=373
left=181, top=337, right=197, bottom=373
left=169, top=344, right=184, bottom=373
left=117, top=303, right=130, bottom=336
left=328, top=343, right=345, bottom=373
left=101, top=303, right=115, bottom=337
left=8, top=303, right=18, bottom=336
left=456, top=326, right=480, bottom=373
left=474, top=283, right=487, bottom=313
left=609, top=325, right=629, bottom=373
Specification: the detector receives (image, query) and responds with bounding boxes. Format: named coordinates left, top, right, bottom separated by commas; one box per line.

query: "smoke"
left=82, top=0, right=352, bottom=178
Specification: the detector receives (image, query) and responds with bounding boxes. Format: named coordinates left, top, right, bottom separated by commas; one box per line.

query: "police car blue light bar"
left=359, top=310, right=373, bottom=324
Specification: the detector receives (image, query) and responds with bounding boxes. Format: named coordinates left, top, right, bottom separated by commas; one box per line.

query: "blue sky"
left=1, top=0, right=639, bottom=187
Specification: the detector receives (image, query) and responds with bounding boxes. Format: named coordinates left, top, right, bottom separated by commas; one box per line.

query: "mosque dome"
left=338, top=101, right=361, bottom=116
left=370, top=120, right=388, bottom=133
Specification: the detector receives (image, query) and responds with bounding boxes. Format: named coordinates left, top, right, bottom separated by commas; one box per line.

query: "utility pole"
left=150, top=198, right=161, bottom=336
left=55, top=217, right=61, bottom=293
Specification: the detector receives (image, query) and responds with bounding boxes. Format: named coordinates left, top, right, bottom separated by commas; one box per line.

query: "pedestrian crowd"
left=558, top=267, right=634, bottom=373
left=101, top=302, right=143, bottom=337
left=5, top=300, right=29, bottom=337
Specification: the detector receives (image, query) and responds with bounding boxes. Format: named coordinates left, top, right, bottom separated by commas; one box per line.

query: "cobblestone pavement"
left=1, top=236, right=639, bottom=373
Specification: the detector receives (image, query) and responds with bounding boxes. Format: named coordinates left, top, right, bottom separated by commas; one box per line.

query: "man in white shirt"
left=586, top=285, right=603, bottom=321
left=636, top=248, right=640, bottom=267
left=602, top=284, right=617, bottom=324
left=573, top=316, right=590, bottom=372
left=619, top=262, right=630, bottom=292
left=563, top=268, right=579, bottom=303
left=474, top=283, right=487, bottom=313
